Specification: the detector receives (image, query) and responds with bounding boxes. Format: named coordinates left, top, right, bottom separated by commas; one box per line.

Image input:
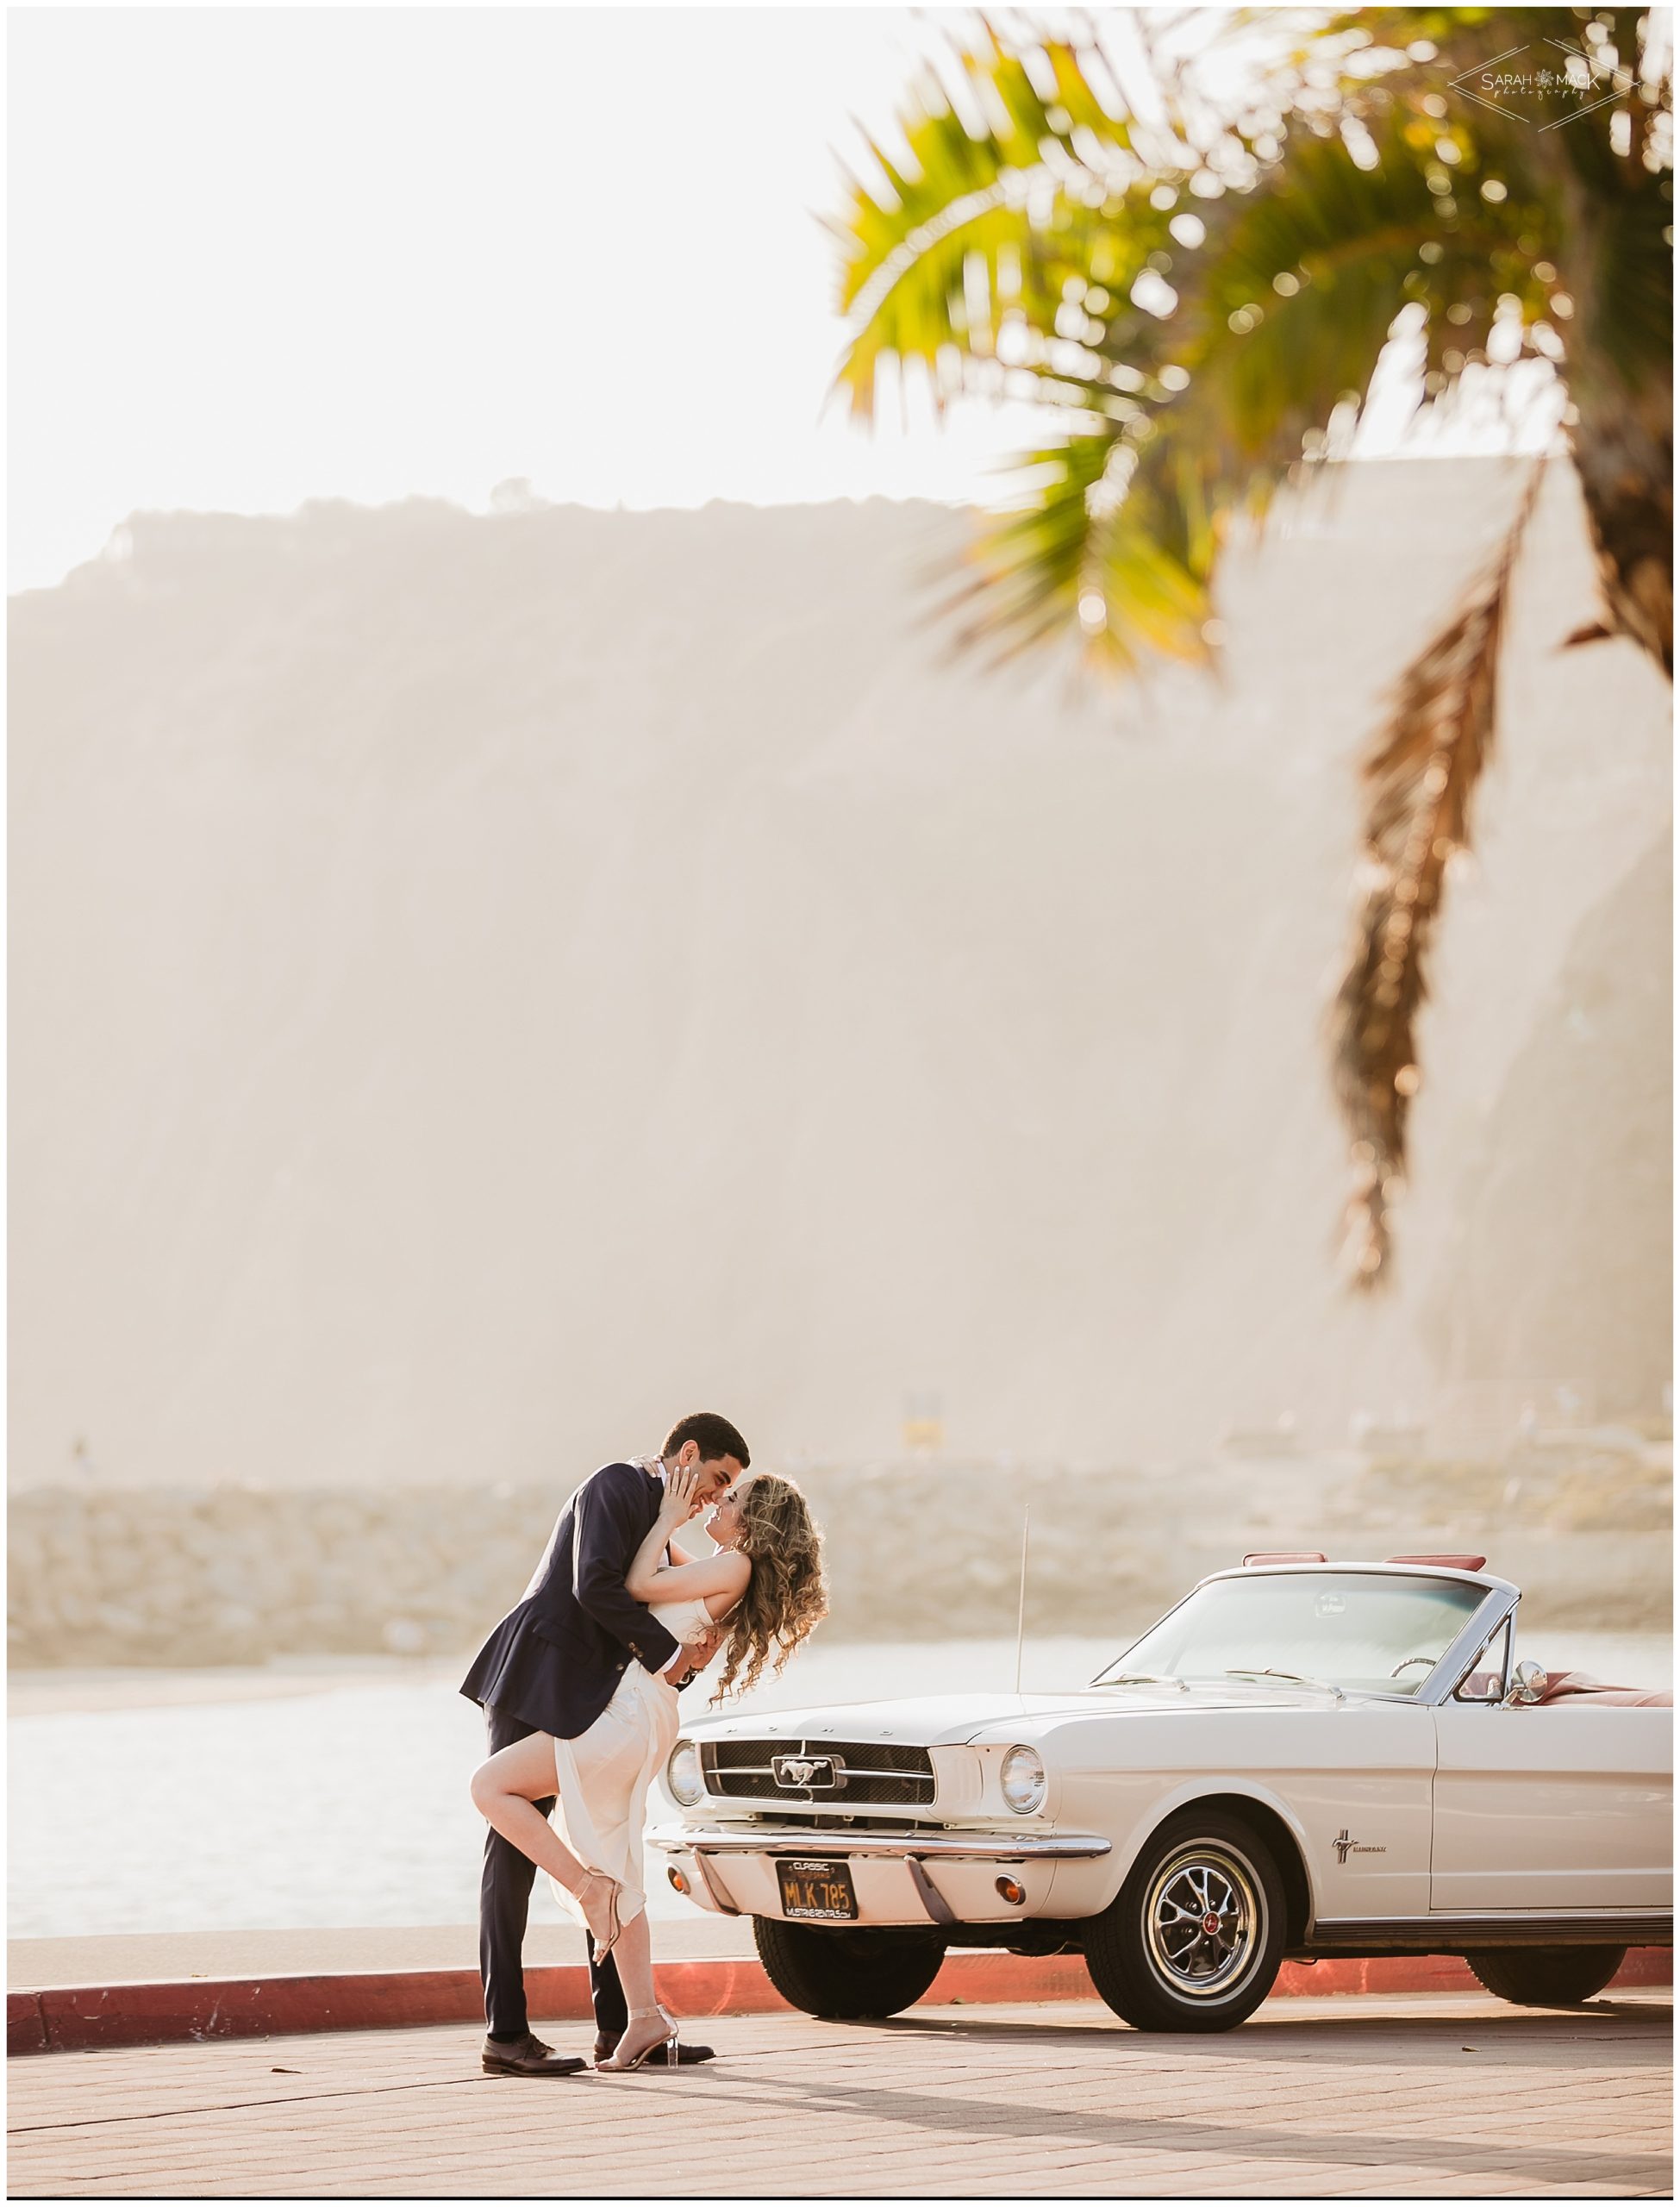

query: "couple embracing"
left=462, top=1412, right=826, bottom=2074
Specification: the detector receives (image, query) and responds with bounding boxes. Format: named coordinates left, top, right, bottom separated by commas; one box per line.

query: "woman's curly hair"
left=710, top=1473, right=828, bottom=1704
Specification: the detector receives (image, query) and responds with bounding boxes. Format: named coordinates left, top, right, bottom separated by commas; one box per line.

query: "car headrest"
left=1241, top=1551, right=1327, bottom=1566
left=1384, top=1553, right=1488, bottom=1572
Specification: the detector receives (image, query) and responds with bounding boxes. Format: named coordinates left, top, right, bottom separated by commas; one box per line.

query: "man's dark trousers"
left=479, top=1703, right=628, bottom=2042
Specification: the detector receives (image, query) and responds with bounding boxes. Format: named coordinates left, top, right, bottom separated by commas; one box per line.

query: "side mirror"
left=1504, top=1659, right=1548, bottom=1707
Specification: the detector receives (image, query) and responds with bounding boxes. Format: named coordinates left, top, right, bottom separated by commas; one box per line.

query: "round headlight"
left=1000, top=1744, right=1046, bottom=1815
left=666, top=1740, right=705, bottom=1807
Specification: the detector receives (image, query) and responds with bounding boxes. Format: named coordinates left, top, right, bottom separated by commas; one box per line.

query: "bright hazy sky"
left=9, top=7, right=1559, bottom=593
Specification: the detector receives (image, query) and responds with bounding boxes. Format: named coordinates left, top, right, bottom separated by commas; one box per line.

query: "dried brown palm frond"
left=1332, top=460, right=1547, bottom=1288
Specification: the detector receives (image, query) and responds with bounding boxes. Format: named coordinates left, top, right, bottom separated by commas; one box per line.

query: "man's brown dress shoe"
left=592, top=2029, right=715, bottom=2066
left=483, top=2031, right=588, bottom=2077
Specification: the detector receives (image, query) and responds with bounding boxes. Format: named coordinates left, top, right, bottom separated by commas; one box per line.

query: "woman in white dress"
left=470, top=1463, right=827, bottom=2070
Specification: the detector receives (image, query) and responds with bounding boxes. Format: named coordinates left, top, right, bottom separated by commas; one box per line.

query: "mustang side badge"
left=1333, top=1828, right=1387, bottom=1863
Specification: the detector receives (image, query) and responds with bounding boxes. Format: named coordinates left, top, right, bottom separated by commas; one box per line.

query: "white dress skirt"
left=544, top=1594, right=722, bottom=1931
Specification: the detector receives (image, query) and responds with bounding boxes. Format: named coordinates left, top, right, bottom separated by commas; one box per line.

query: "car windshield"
left=1095, top=1572, right=1487, bottom=1697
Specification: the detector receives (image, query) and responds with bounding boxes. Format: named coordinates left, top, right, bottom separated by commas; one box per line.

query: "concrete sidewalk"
left=8, top=1990, right=1671, bottom=2198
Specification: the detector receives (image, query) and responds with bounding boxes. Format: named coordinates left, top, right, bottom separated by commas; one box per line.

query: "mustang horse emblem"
left=772, top=1753, right=839, bottom=1790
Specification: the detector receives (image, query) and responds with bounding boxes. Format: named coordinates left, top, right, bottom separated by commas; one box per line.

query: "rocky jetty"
left=11, top=1441, right=1670, bottom=1669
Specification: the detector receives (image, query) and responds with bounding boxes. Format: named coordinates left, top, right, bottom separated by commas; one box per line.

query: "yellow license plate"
left=777, top=1857, right=859, bottom=1921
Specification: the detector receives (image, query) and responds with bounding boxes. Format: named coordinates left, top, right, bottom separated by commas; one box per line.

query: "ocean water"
left=9, top=1631, right=1671, bottom=1941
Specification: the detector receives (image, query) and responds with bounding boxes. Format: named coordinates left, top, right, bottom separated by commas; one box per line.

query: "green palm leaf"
left=828, top=9, right=1671, bottom=1280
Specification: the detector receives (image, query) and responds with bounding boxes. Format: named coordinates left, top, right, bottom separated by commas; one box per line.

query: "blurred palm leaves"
left=829, top=7, right=1673, bottom=1281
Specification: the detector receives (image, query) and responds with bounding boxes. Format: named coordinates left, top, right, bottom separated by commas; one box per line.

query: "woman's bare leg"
left=611, top=1911, right=656, bottom=2015
left=599, top=1910, right=680, bottom=2066
left=469, top=1734, right=618, bottom=1947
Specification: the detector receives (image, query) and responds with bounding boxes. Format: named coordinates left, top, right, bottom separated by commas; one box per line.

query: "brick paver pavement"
left=8, top=1991, right=1671, bottom=2198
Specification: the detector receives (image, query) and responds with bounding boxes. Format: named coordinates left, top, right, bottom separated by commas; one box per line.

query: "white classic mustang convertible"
left=653, top=1556, right=1672, bottom=2031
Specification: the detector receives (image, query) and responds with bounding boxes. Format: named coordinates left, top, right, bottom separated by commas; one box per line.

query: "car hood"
left=685, top=1679, right=1350, bottom=1748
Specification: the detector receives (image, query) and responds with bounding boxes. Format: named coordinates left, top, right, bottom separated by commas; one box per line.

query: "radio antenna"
left=1013, top=1502, right=1031, bottom=1696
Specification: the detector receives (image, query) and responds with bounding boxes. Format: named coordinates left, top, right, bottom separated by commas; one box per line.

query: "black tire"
left=752, top=1916, right=946, bottom=2019
left=1466, top=1946, right=1627, bottom=2008
left=1084, top=1809, right=1287, bottom=2033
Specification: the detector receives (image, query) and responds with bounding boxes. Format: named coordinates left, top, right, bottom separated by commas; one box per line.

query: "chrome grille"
left=702, top=1738, right=935, bottom=1807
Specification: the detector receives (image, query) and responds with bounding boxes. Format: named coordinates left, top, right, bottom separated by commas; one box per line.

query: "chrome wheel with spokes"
left=1085, top=1810, right=1287, bottom=2033
left=1143, top=1844, right=1264, bottom=2000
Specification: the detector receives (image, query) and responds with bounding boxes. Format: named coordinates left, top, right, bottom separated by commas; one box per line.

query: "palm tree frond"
left=1331, top=461, right=1546, bottom=1285
left=825, top=8, right=1671, bottom=1285
left=946, top=434, right=1212, bottom=673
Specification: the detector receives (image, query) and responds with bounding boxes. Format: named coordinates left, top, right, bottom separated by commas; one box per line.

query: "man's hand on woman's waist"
left=663, top=1621, right=728, bottom=1687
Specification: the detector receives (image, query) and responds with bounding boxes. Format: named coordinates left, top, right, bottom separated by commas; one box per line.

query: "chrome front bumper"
left=649, top=1822, right=1110, bottom=1860
left=649, top=1822, right=1111, bottom=1925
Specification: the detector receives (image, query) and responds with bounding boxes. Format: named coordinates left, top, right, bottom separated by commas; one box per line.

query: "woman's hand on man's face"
left=661, top=1461, right=703, bottom=1523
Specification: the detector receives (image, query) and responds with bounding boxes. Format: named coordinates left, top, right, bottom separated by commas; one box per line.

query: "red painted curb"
left=8, top=1993, right=48, bottom=2056
left=9, top=1948, right=1668, bottom=2057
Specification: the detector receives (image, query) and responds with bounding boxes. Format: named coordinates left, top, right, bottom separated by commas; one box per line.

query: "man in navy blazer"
left=461, top=1411, right=749, bottom=2075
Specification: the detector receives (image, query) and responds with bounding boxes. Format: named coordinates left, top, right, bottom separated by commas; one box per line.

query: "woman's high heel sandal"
left=575, top=1869, right=624, bottom=1963
left=597, top=2004, right=680, bottom=2072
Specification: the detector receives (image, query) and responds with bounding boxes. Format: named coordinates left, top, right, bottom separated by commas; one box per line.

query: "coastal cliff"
left=10, top=466, right=1671, bottom=1493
